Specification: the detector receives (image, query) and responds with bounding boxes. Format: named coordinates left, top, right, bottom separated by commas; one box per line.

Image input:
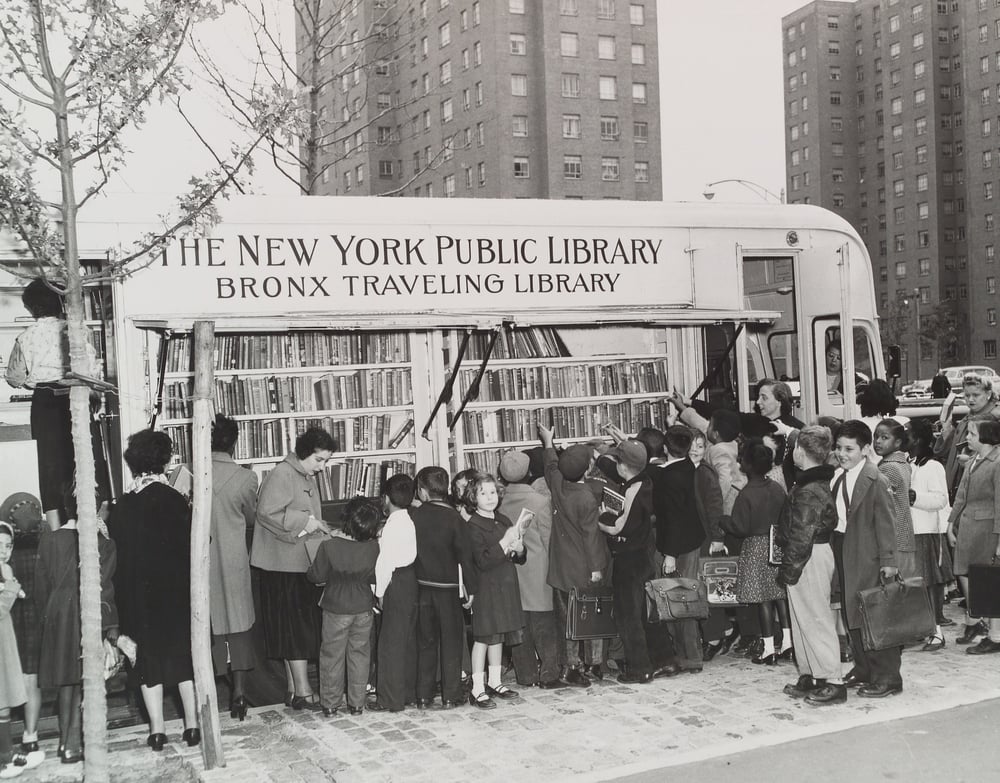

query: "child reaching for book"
left=721, top=441, right=792, bottom=665
left=465, top=473, right=525, bottom=709
left=872, top=419, right=918, bottom=580
left=0, top=522, right=28, bottom=779
left=306, top=499, right=382, bottom=717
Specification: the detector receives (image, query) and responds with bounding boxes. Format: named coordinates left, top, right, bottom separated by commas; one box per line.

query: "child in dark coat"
left=722, top=440, right=790, bottom=665
left=465, top=473, right=525, bottom=709
left=307, top=499, right=381, bottom=717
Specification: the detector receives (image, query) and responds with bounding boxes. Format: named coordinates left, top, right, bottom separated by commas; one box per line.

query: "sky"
left=102, top=0, right=812, bottom=208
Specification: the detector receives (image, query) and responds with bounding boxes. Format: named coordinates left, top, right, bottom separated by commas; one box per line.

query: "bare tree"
left=0, top=1, right=292, bottom=778
left=193, top=0, right=468, bottom=195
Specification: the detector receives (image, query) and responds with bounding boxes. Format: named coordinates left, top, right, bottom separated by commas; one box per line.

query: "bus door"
left=812, top=318, right=879, bottom=420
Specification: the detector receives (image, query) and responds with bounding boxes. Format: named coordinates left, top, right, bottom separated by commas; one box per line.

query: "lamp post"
left=905, top=287, right=922, bottom=380
left=702, top=179, right=786, bottom=204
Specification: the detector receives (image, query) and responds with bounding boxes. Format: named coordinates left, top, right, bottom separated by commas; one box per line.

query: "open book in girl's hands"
left=602, top=486, right=626, bottom=516
left=515, top=508, right=535, bottom=535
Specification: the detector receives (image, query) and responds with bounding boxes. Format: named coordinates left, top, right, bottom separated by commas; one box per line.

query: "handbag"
left=698, top=556, right=744, bottom=606
left=565, top=586, right=616, bottom=640
left=967, top=556, right=1000, bottom=618
left=857, top=575, right=936, bottom=651
left=644, top=577, right=710, bottom=622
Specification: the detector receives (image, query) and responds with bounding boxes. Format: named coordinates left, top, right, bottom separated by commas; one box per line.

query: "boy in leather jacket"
left=776, top=425, right=845, bottom=705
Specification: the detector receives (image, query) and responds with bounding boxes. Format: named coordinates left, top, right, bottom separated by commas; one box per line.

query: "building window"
left=891, top=97, right=903, bottom=115
left=894, top=206, right=905, bottom=223
left=989, top=245, right=997, bottom=263
left=473, top=1, right=480, bottom=24
left=914, top=88, right=926, bottom=105
left=562, top=114, right=581, bottom=139
left=474, top=42, right=482, bottom=66
left=632, top=83, right=647, bottom=104
left=894, top=234, right=905, bottom=252
left=634, top=121, right=648, bottom=142
left=830, top=65, right=841, bottom=80
left=476, top=122, right=485, bottom=146
left=986, top=340, right=998, bottom=359
left=630, top=3, right=644, bottom=25
left=913, top=31, right=924, bottom=49
left=598, top=36, right=616, bottom=60
left=893, top=179, right=905, bottom=197
left=379, top=160, right=394, bottom=178
left=919, top=258, right=931, bottom=276
left=601, top=157, right=620, bottom=181
left=833, top=168, right=845, bottom=182
left=440, top=98, right=453, bottom=123
left=511, top=74, right=527, bottom=96
left=439, top=22, right=450, bottom=47
left=916, top=144, right=928, bottom=163
left=918, top=202, right=929, bottom=219
left=513, top=156, right=529, bottom=178
left=991, top=278, right=999, bottom=295
left=560, top=0, right=578, bottom=15
left=561, top=73, right=580, bottom=98
left=477, top=161, right=486, bottom=186
left=439, top=61, right=452, bottom=85
left=509, top=0, right=524, bottom=13
left=830, top=92, right=842, bottom=105
left=510, top=34, right=526, bottom=55
left=599, top=76, right=618, bottom=100
left=988, top=182, right=995, bottom=200
left=895, top=262, right=906, bottom=277
left=598, top=0, right=615, bottom=19
left=631, top=44, right=645, bottom=65
left=914, top=60, right=926, bottom=78
left=564, top=155, right=582, bottom=180
left=917, top=173, right=928, bottom=191
left=513, top=115, right=528, bottom=137
left=561, top=33, right=579, bottom=57
left=634, top=161, right=650, bottom=182
left=444, top=174, right=455, bottom=198
left=600, top=116, right=620, bottom=141
left=833, top=193, right=846, bottom=207
left=475, top=81, right=483, bottom=106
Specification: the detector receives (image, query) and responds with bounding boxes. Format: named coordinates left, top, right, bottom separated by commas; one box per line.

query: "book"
left=602, top=486, right=626, bottom=516
left=388, top=417, right=415, bottom=449
left=768, top=525, right=782, bottom=565
left=514, top=507, right=535, bottom=535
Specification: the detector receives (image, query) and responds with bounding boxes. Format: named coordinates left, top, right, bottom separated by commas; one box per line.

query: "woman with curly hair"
left=109, top=429, right=199, bottom=752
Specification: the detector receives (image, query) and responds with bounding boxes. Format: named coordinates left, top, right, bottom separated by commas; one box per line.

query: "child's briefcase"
left=967, top=557, right=1000, bottom=619
left=857, top=575, right=935, bottom=651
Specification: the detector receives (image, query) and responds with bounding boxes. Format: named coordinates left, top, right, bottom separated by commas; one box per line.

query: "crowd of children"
left=2, top=383, right=997, bottom=775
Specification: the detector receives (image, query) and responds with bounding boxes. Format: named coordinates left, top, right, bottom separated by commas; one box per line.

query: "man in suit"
left=830, top=420, right=901, bottom=698
left=648, top=425, right=707, bottom=675
left=539, top=425, right=609, bottom=687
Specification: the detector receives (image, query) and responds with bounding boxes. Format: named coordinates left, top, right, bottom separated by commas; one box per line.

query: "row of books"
left=261, top=458, right=416, bottom=501
left=312, top=369, right=413, bottom=410
left=290, top=414, right=416, bottom=452
left=164, top=331, right=411, bottom=373
left=161, top=368, right=414, bottom=420
left=165, top=421, right=286, bottom=463
left=457, top=359, right=670, bottom=402
left=460, top=399, right=672, bottom=444
left=460, top=327, right=569, bottom=360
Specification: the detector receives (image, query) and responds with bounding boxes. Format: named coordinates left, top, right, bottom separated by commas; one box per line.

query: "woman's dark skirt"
left=212, top=629, right=257, bottom=674
left=133, top=652, right=194, bottom=688
left=915, top=533, right=954, bottom=586
left=258, top=570, right=322, bottom=660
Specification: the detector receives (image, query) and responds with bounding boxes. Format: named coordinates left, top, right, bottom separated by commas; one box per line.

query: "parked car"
left=902, top=379, right=932, bottom=399
left=939, top=366, right=999, bottom=391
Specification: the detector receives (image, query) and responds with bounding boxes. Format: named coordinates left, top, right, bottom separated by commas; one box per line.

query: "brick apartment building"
left=783, top=0, right=1000, bottom=377
left=298, top=0, right=661, bottom=201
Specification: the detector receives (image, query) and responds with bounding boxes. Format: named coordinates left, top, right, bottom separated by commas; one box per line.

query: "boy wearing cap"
left=538, top=425, right=609, bottom=687
left=649, top=425, right=707, bottom=674
left=498, top=451, right=563, bottom=689
left=598, top=440, right=671, bottom=683
left=669, top=399, right=746, bottom=518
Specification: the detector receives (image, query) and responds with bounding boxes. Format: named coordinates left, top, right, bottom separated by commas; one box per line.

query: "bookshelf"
left=154, top=329, right=424, bottom=500
left=448, top=326, right=674, bottom=474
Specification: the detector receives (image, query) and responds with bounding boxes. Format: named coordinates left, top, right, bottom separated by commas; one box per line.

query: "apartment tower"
left=298, top=0, right=661, bottom=201
left=783, top=0, right=1000, bottom=376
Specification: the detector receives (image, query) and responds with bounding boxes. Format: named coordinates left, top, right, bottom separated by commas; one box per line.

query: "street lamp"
left=702, top=179, right=786, bottom=204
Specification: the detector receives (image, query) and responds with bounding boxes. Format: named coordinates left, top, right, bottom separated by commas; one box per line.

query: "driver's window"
left=820, top=325, right=874, bottom=409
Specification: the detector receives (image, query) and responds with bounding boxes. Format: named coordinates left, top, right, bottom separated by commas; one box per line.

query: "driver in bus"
left=825, top=340, right=867, bottom=402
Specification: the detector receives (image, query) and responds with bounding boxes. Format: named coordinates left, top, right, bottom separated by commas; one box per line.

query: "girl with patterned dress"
left=722, top=441, right=791, bottom=665
left=0, top=522, right=27, bottom=779
left=872, top=419, right=918, bottom=581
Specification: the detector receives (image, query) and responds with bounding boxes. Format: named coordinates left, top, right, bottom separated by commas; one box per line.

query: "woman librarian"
left=250, top=427, right=335, bottom=710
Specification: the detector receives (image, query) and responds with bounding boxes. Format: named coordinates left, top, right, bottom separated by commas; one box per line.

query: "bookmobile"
left=1, top=195, right=883, bottom=500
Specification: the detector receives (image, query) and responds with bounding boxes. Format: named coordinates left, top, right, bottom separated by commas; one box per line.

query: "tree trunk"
left=48, top=73, right=109, bottom=783
left=191, top=320, right=224, bottom=767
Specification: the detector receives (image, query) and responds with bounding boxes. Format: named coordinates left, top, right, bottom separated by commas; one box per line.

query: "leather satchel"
left=967, top=556, right=1000, bottom=618
left=565, top=586, right=616, bottom=640
left=857, top=575, right=936, bottom=651
left=644, top=577, right=710, bottom=622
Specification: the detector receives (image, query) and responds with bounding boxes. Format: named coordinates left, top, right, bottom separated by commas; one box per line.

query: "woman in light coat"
left=947, top=419, right=1000, bottom=653
left=209, top=415, right=258, bottom=720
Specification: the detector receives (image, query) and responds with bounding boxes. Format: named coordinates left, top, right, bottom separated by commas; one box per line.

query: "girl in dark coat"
left=35, top=513, right=117, bottom=763
left=465, top=473, right=525, bottom=709
left=109, top=429, right=199, bottom=752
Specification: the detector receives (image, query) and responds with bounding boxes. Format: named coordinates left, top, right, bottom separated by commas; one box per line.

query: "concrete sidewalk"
left=27, top=614, right=1000, bottom=783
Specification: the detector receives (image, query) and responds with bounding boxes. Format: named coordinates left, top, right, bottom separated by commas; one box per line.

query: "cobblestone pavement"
left=28, top=608, right=1000, bottom=782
